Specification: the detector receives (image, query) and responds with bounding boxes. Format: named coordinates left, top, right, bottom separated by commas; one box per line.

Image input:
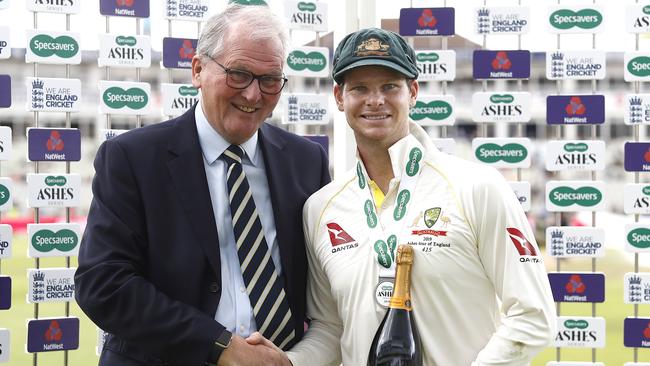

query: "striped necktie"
left=221, top=144, right=296, bottom=350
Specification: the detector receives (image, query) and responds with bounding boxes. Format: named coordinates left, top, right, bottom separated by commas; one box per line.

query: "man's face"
left=334, top=66, right=418, bottom=148
left=191, top=26, right=284, bottom=145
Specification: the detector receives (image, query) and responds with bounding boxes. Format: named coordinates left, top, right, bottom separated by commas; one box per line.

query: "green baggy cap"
left=332, top=28, right=419, bottom=84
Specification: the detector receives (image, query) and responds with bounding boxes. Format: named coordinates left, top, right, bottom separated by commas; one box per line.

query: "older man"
left=285, top=28, right=556, bottom=365
left=75, top=4, right=329, bottom=366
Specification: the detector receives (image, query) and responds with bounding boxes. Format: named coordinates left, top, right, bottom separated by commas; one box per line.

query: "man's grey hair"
left=197, top=4, right=288, bottom=63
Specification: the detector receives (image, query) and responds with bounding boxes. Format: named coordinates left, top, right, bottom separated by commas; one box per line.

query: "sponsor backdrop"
left=0, top=1, right=649, bottom=365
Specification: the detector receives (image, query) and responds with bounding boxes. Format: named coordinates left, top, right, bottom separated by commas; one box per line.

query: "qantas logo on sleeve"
left=327, top=223, right=355, bottom=246
left=326, top=223, right=359, bottom=253
left=506, top=227, right=541, bottom=263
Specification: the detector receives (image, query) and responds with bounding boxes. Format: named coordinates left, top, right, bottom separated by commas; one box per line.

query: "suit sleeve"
left=462, top=168, right=556, bottom=365
left=74, top=139, right=223, bottom=365
left=286, top=196, right=342, bottom=366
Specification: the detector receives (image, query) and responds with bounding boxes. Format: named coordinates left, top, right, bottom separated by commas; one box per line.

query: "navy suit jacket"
left=75, top=107, right=330, bottom=366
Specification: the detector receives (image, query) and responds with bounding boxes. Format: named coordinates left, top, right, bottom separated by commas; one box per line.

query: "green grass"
left=1, top=234, right=650, bottom=364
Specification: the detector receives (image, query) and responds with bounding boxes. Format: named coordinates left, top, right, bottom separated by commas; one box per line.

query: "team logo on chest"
left=326, top=223, right=359, bottom=253
left=424, top=207, right=441, bottom=228
left=406, top=208, right=452, bottom=251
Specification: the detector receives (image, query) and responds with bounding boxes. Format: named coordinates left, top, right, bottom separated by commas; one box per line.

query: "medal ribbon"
left=356, top=142, right=424, bottom=279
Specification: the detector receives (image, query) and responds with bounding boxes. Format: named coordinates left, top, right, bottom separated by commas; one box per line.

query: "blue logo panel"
left=0, top=276, right=10, bottom=310
left=0, top=75, right=10, bottom=108
left=548, top=272, right=605, bottom=303
left=399, top=8, right=455, bottom=36
left=624, top=317, right=650, bottom=348
left=546, top=95, right=605, bottom=125
left=27, top=317, right=80, bottom=353
left=99, top=0, right=150, bottom=18
left=473, top=50, right=530, bottom=79
left=27, top=128, right=81, bottom=162
left=162, top=37, right=196, bottom=69
left=624, top=142, right=650, bottom=172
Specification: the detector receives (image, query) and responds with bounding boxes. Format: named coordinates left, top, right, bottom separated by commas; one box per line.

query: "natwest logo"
left=46, top=131, right=64, bottom=151
left=45, top=320, right=63, bottom=343
left=566, top=96, right=586, bottom=115
left=179, top=39, right=195, bottom=60
left=491, top=51, right=511, bottom=70
left=565, top=274, right=586, bottom=294
left=418, top=9, right=437, bottom=28
left=506, top=227, right=539, bottom=260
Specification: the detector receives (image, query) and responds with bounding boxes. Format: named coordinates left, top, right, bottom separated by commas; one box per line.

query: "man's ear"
left=409, top=79, right=419, bottom=107
left=334, top=83, right=344, bottom=111
left=191, top=56, right=203, bottom=88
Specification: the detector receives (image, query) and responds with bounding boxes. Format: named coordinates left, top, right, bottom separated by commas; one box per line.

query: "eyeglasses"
left=206, top=55, right=288, bottom=95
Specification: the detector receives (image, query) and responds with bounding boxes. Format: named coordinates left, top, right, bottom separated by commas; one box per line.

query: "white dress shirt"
left=195, top=104, right=283, bottom=337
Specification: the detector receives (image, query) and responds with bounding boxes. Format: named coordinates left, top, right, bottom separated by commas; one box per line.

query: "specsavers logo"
left=374, top=235, right=397, bottom=268
left=297, top=2, right=316, bottom=11
left=287, top=50, right=326, bottom=72
left=103, top=87, right=148, bottom=109
left=628, top=228, right=650, bottom=249
left=627, top=56, right=650, bottom=77
left=405, top=148, right=422, bottom=177
left=549, top=186, right=602, bottom=207
left=475, top=143, right=527, bottom=163
left=364, top=199, right=377, bottom=228
left=550, top=9, right=602, bottom=30
left=31, top=229, right=78, bottom=253
left=416, top=52, right=439, bottom=62
left=178, top=86, right=198, bottom=96
left=30, top=35, right=78, bottom=58
left=410, top=100, right=452, bottom=121
left=393, top=190, right=411, bottom=221
left=0, top=184, right=9, bottom=206
left=564, top=319, right=589, bottom=329
left=564, top=142, right=588, bottom=152
left=45, top=176, right=66, bottom=186
left=115, top=35, right=137, bottom=46
left=490, top=94, right=514, bottom=103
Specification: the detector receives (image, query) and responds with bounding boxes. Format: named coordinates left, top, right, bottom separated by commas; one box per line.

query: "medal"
left=375, top=278, right=394, bottom=308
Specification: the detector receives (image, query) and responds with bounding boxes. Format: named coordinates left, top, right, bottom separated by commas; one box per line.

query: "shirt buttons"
left=240, top=286, right=246, bottom=293
left=209, top=282, right=220, bottom=293
left=239, top=325, right=245, bottom=333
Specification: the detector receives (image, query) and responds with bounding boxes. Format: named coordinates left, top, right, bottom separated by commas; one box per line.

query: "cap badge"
left=355, top=38, right=390, bottom=57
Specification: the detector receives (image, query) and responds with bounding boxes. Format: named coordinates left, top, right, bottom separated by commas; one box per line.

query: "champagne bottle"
left=367, top=244, right=422, bottom=366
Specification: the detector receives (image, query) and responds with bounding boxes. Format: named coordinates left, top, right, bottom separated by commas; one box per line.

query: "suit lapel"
left=258, top=124, right=295, bottom=285
left=166, top=108, right=221, bottom=278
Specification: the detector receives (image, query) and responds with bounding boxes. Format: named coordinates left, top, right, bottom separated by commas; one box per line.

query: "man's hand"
left=217, top=334, right=291, bottom=366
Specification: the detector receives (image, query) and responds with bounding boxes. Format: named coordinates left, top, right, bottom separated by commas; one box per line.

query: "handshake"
left=218, top=332, right=292, bottom=366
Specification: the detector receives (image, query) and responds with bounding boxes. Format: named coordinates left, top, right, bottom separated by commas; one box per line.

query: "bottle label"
left=389, top=297, right=412, bottom=311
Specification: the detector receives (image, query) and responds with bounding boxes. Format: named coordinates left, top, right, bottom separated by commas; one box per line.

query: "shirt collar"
left=195, top=101, right=260, bottom=166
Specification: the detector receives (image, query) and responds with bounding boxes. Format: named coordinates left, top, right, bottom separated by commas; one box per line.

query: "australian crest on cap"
left=355, top=38, right=390, bottom=57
